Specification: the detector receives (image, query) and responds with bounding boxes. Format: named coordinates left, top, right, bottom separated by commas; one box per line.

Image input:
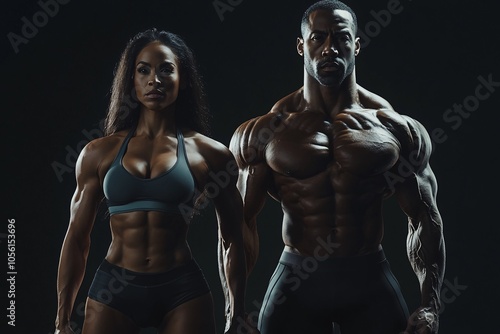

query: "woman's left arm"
left=202, top=140, right=258, bottom=333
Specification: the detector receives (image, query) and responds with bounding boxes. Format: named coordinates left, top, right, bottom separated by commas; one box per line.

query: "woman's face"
left=133, top=41, right=182, bottom=112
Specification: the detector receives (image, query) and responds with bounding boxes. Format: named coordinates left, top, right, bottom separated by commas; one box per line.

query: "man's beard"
left=306, top=59, right=354, bottom=87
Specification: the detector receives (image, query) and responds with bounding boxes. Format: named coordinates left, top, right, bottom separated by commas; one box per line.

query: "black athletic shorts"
left=88, top=258, right=211, bottom=328
left=258, top=248, right=409, bottom=334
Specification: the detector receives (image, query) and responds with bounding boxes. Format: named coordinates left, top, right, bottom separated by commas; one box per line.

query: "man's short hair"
left=301, top=0, right=358, bottom=36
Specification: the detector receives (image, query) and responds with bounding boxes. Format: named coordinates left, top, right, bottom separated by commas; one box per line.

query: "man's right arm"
left=55, top=141, right=103, bottom=334
left=229, top=116, right=274, bottom=276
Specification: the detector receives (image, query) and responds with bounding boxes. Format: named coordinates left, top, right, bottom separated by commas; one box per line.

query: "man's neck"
left=302, top=69, right=361, bottom=119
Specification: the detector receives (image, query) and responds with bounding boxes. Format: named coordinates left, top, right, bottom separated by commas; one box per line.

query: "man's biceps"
left=420, top=166, right=439, bottom=195
left=395, top=178, right=424, bottom=218
left=243, top=178, right=270, bottom=203
left=237, top=164, right=266, bottom=187
left=411, top=168, right=439, bottom=204
left=247, top=163, right=272, bottom=183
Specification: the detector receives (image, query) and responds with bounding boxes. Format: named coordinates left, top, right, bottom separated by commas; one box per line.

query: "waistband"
left=107, top=200, right=182, bottom=216
left=279, top=247, right=387, bottom=272
left=97, top=258, right=201, bottom=286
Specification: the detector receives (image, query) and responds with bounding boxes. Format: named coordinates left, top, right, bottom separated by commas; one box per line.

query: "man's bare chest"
left=265, top=110, right=402, bottom=179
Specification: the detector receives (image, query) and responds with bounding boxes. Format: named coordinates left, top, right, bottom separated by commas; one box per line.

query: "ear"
left=354, top=37, right=360, bottom=56
left=297, top=37, right=304, bottom=56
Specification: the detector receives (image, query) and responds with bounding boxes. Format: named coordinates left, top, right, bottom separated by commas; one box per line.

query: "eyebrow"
left=135, top=60, right=176, bottom=67
left=310, top=28, right=351, bottom=35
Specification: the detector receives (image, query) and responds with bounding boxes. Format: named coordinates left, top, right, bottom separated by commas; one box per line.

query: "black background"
left=1, top=0, right=499, bottom=333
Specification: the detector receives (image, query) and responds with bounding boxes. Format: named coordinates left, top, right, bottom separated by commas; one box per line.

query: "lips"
left=145, top=90, right=165, bottom=98
left=319, top=60, right=340, bottom=70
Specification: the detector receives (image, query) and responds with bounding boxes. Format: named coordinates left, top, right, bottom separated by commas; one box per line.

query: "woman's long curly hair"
left=104, top=28, right=211, bottom=136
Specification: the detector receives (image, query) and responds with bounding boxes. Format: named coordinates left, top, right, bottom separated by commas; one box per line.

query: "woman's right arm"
left=54, top=141, right=104, bottom=333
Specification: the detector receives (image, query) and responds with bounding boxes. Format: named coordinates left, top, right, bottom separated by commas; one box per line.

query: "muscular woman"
left=54, top=28, right=256, bottom=334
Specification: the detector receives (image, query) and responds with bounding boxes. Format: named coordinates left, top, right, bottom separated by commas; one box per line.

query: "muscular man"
left=229, top=1, right=445, bottom=333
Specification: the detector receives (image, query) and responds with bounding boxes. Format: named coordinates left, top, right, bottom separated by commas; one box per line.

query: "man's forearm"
left=407, top=217, right=446, bottom=310
left=218, top=236, right=247, bottom=328
left=217, top=239, right=231, bottom=322
left=416, top=249, right=445, bottom=311
left=242, top=220, right=259, bottom=276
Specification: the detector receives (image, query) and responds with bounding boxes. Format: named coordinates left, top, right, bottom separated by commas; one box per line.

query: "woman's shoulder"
left=84, top=130, right=129, bottom=154
left=182, top=129, right=235, bottom=166
left=183, top=129, right=228, bottom=150
left=74, top=130, right=129, bottom=171
left=72, top=130, right=132, bottom=180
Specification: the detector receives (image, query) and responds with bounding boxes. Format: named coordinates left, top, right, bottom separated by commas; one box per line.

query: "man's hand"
left=224, top=314, right=260, bottom=334
left=403, top=306, right=439, bottom=334
left=54, top=325, right=75, bottom=334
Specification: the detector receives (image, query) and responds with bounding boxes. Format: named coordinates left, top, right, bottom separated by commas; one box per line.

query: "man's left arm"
left=395, top=117, right=446, bottom=334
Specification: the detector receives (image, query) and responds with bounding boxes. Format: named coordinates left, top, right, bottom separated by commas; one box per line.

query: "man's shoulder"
left=229, top=112, right=280, bottom=161
left=375, top=108, right=421, bottom=138
left=375, top=109, right=433, bottom=167
left=384, top=111, right=431, bottom=145
left=233, top=88, right=302, bottom=136
left=270, top=88, right=303, bottom=114
left=229, top=90, right=302, bottom=165
left=400, top=115, right=433, bottom=159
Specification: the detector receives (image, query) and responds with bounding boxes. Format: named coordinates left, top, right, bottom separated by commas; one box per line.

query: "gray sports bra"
left=103, top=126, right=195, bottom=215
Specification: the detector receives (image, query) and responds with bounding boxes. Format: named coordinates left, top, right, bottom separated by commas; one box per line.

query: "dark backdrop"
left=2, top=0, right=499, bottom=333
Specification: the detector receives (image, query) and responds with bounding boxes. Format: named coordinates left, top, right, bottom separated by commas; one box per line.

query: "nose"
left=147, top=73, right=162, bottom=86
left=321, top=36, right=339, bottom=57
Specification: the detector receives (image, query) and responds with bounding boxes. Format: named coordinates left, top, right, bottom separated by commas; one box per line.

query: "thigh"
left=158, top=292, right=216, bottom=334
left=339, top=263, right=409, bottom=334
left=258, top=263, right=333, bottom=334
left=82, top=298, right=140, bottom=334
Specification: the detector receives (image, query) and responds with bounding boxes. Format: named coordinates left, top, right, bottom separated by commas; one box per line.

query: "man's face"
left=298, top=9, right=360, bottom=87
